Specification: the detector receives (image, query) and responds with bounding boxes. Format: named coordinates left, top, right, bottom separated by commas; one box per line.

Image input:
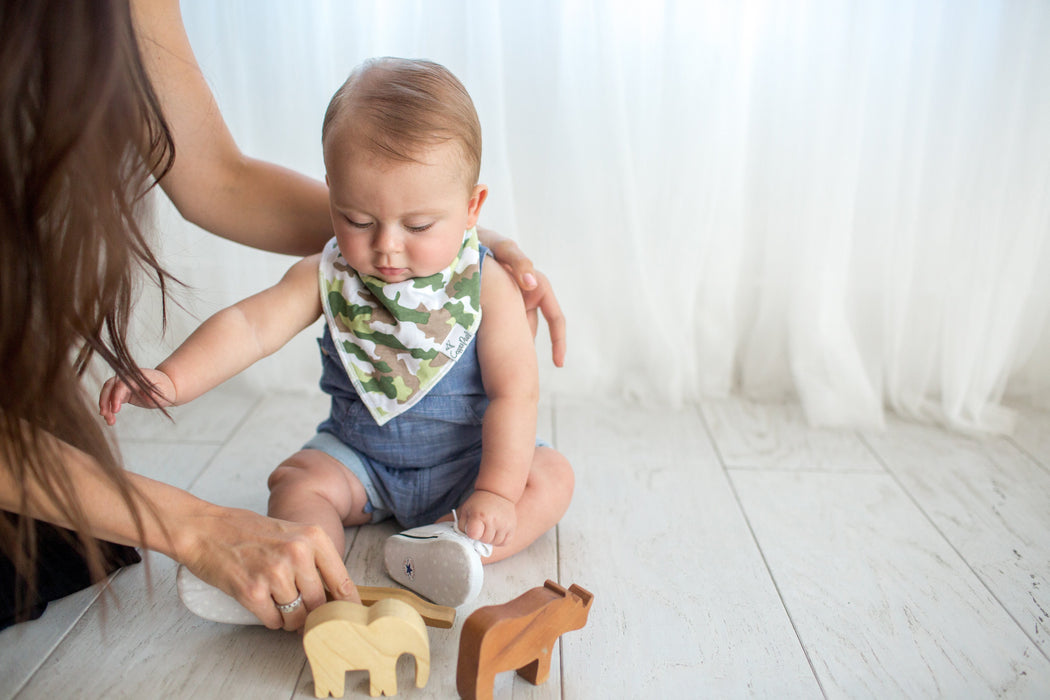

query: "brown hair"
left=322, top=57, right=482, bottom=187
left=0, top=0, right=175, bottom=618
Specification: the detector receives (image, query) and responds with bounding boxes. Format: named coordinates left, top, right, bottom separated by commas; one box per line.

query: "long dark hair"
left=0, top=0, right=175, bottom=616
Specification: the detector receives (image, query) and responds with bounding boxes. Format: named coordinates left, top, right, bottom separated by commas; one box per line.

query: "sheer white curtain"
left=142, top=0, right=1050, bottom=433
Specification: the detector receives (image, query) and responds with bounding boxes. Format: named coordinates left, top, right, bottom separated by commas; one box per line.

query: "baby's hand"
left=457, top=490, right=516, bottom=547
left=98, top=369, right=176, bottom=426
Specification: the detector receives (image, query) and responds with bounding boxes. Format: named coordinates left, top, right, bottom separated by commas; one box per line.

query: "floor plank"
left=0, top=583, right=106, bottom=699
left=732, top=469, right=1050, bottom=698
left=700, top=397, right=884, bottom=472
left=118, top=441, right=222, bottom=489
left=1008, top=407, right=1050, bottom=475
left=109, top=385, right=261, bottom=444
left=556, top=398, right=821, bottom=697
left=863, top=418, right=1050, bottom=658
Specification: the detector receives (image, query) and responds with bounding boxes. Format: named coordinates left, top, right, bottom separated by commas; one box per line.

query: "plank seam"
left=858, top=431, right=1050, bottom=665
left=695, top=403, right=831, bottom=699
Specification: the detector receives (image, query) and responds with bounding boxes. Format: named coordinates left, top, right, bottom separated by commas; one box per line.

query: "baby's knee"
left=267, top=451, right=370, bottom=526
left=535, top=449, right=575, bottom=500
left=267, top=454, right=322, bottom=493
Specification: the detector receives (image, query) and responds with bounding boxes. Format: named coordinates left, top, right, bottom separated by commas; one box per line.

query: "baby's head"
left=322, top=57, right=481, bottom=191
left=322, top=58, right=487, bottom=283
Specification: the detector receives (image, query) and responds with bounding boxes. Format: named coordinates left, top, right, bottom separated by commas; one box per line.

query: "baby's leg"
left=267, top=449, right=372, bottom=556
left=442, top=446, right=574, bottom=564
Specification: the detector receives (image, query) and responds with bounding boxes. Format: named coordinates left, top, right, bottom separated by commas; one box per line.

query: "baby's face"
left=326, top=140, right=485, bottom=283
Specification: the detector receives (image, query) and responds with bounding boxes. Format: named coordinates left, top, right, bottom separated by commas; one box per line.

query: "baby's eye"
left=405, top=222, right=434, bottom=233
left=345, top=217, right=372, bottom=229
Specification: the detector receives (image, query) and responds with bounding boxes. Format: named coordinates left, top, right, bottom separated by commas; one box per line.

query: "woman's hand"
left=175, top=504, right=359, bottom=631
left=481, top=231, right=567, bottom=367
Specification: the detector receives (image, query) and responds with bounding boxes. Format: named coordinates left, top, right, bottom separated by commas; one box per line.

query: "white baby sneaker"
left=383, top=514, right=493, bottom=608
left=176, top=565, right=261, bottom=625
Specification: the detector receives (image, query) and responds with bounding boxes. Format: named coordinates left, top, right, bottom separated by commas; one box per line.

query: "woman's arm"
left=0, top=430, right=356, bottom=630
left=130, top=0, right=332, bottom=255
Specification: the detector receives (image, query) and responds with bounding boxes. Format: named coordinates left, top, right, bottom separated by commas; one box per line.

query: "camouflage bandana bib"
left=318, top=227, right=483, bottom=425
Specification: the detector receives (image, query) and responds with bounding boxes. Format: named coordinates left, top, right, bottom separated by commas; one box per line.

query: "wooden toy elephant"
left=303, top=598, right=430, bottom=698
left=456, top=580, right=594, bottom=700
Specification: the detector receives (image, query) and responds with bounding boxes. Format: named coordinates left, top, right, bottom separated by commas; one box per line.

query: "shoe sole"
left=383, top=533, right=482, bottom=607
left=176, top=566, right=261, bottom=625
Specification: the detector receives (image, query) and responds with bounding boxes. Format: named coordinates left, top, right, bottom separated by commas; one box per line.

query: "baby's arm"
left=458, top=262, right=539, bottom=546
left=99, top=254, right=323, bottom=424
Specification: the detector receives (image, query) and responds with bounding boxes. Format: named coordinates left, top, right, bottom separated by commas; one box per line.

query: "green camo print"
left=318, top=228, right=483, bottom=426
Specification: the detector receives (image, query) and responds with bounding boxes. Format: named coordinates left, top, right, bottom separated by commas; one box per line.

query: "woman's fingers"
left=519, top=270, right=567, bottom=367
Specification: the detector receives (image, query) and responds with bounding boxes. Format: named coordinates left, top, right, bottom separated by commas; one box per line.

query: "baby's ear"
left=466, top=184, right=489, bottom=227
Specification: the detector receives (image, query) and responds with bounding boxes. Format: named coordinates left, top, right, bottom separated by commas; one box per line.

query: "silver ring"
left=275, top=593, right=303, bottom=614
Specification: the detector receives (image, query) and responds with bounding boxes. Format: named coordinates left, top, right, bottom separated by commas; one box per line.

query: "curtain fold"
left=143, top=0, right=1050, bottom=433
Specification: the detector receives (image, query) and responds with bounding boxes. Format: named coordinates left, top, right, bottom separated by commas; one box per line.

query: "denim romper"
left=305, top=249, right=491, bottom=529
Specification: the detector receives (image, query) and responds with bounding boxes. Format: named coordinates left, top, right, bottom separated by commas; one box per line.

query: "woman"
left=0, top=0, right=564, bottom=632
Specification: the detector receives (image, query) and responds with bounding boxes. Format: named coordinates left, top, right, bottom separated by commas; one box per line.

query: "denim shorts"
left=302, top=430, right=549, bottom=530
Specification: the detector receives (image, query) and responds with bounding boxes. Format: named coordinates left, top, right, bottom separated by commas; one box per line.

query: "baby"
left=100, top=58, right=573, bottom=615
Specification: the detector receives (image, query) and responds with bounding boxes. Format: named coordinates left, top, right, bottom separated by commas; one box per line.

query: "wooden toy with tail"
left=456, top=580, right=594, bottom=700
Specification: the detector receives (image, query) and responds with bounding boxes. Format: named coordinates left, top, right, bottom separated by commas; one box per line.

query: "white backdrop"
left=136, top=0, right=1050, bottom=433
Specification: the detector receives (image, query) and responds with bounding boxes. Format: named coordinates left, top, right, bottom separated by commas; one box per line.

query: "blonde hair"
left=322, top=57, right=482, bottom=187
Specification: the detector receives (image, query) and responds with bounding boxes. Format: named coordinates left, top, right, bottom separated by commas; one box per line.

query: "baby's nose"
left=373, top=226, right=402, bottom=252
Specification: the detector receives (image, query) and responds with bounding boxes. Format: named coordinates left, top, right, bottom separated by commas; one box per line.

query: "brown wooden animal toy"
left=456, top=580, right=594, bottom=699
left=303, top=598, right=430, bottom=698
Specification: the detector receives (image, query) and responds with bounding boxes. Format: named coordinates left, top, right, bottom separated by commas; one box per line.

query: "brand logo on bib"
left=442, top=324, right=472, bottom=360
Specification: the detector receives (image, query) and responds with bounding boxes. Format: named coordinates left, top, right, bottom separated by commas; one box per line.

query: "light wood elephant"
left=304, top=598, right=430, bottom=698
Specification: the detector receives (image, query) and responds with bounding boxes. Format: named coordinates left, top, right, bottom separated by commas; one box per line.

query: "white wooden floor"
left=2, top=388, right=1050, bottom=699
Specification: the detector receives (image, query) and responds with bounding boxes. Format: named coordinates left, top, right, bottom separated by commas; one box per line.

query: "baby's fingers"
left=459, top=512, right=486, bottom=541
left=492, top=520, right=515, bottom=548
left=472, top=517, right=514, bottom=548
left=98, top=378, right=130, bottom=425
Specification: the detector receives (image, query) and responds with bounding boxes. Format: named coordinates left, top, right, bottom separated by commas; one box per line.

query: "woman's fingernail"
left=339, top=580, right=353, bottom=596
left=523, top=273, right=537, bottom=289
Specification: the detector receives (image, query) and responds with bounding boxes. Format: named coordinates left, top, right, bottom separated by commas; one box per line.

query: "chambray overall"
left=305, top=249, right=491, bottom=529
